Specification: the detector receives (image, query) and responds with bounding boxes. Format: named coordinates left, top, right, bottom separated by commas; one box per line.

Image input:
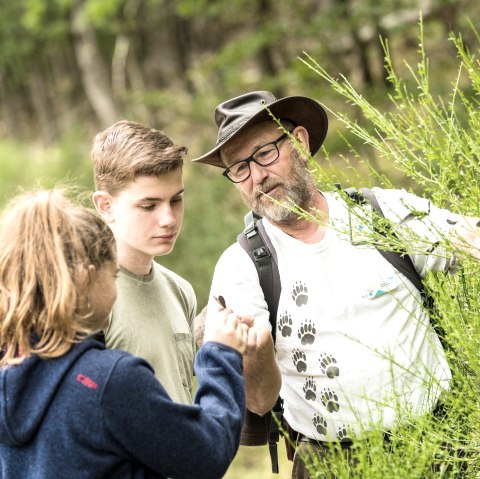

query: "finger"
left=213, top=308, right=230, bottom=329
left=246, top=328, right=257, bottom=355
left=255, top=326, right=272, bottom=348
left=239, top=322, right=249, bottom=339
left=241, top=327, right=248, bottom=354
left=225, top=312, right=238, bottom=331
left=238, top=315, right=254, bottom=328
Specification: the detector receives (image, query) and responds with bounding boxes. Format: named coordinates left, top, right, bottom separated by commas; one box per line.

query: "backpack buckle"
left=253, top=246, right=270, bottom=259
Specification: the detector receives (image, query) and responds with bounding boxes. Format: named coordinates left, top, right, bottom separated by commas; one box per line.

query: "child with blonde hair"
left=0, top=189, right=249, bottom=479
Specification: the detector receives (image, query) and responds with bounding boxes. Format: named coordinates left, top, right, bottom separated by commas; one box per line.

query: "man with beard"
left=192, top=91, right=480, bottom=478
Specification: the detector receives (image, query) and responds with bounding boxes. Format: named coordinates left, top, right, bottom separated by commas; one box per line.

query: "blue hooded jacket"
left=0, top=338, right=245, bottom=478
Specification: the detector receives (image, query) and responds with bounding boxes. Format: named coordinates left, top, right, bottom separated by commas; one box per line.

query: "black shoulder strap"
left=350, top=188, right=445, bottom=343
left=236, top=211, right=282, bottom=473
left=346, top=187, right=424, bottom=295
left=236, top=211, right=281, bottom=341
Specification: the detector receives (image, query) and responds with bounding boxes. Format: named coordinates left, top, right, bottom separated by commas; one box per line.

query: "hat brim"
left=191, top=96, right=328, bottom=168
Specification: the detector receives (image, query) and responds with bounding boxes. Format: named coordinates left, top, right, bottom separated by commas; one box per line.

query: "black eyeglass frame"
left=222, top=131, right=291, bottom=183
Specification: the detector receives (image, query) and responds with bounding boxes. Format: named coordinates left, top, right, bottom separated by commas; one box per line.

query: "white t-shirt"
left=207, top=188, right=458, bottom=441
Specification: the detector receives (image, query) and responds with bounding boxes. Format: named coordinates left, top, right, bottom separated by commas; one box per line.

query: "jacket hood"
left=0, top=338, right=103, bottom=446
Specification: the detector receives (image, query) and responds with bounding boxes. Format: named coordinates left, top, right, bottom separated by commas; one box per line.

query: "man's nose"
left=249, top=161, right=269, bottom=184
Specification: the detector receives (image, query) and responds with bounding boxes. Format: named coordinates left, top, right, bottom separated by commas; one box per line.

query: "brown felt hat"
left=191, top=91, right=328, bottom=168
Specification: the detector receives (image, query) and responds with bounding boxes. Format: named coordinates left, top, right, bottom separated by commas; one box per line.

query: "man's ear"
left=292, top=126, right=310, bottom=160
left=92, top=191, right=114, bottom=223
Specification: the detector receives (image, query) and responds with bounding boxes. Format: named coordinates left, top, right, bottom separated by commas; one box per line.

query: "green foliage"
left=22, top=0, right=70, bottom=36
left=301, top=20, right=480, bottom=211
left=225, top=444, right=292, bottom=478
left=83, top=0, right=131, bottom=31
left=0, top=126, right=93, bottom=205
left=0, top=2, right=33, bottom=67
left=289, top=17, right=480, bottom=479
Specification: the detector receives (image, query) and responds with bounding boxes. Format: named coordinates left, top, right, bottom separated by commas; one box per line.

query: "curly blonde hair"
left=0, top=190, right=116, bottom=366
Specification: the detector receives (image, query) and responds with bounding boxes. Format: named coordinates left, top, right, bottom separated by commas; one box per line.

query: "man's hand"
left=449, top=215, right=480, bottom=260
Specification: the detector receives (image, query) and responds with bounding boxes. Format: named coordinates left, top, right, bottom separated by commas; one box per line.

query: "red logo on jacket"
left=76, top=373, right=98, bottom=389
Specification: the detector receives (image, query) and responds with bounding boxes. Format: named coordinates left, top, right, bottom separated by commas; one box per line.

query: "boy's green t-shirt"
left=106, top=262, right=196, bottom=404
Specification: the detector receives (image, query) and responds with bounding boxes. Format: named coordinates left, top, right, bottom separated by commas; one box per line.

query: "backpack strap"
left=236, top=211, right=281, bottom=340
left=345, top=187, right=424, bottom=295
left=265, top=397, right=283, bottom=474
left=349, top=187, right=447, bottom=344
left=236, top=211, right=283, bottom=473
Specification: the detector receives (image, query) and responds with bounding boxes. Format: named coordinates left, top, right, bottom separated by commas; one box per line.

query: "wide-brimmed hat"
left=191, top=91, right=329, bottom=168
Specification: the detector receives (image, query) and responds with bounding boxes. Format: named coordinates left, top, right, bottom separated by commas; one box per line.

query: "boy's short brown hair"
left=91, top=120, right=187, bottom=195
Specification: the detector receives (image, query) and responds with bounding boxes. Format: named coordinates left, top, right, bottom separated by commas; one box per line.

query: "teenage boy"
left=92, top=120, right=196, bottom=404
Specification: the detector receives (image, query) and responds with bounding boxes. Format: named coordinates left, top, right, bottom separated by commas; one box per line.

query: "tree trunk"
left=256, top=0, right=284, bottom=96
left=27, top=60, right=58, bottom=142
left=112, top=0, right=144, bottom=102
left=70, top=0, right=117, bottom=127
left=47, top=43, right=88, bottom=132
left=112, top=34, right=130, bottom=102
left=0, top=69, right=19, bottom=137
left=351, top=29, right=374, bottom=87
left=375, top=25, right=390, bottom=88
left=166, top=1, right=195, bottom=94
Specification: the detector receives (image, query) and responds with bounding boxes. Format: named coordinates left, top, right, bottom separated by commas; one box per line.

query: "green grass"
left=224, top=444, right=293, bottom=479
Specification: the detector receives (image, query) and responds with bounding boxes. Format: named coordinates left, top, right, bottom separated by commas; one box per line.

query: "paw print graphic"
left=292, top=349, right=307, bottom=373
left=321, top=388, right=340, bottom=413
left=298, top=319, right=316, bottom=345
left=302, top=376, right=317, bottom=401
left=318, top=353, right=340, bottom=379
left=277, top=312, right=293, bottom=337
left=337, top=425, right=351, bottom=443
left=312, top=413, right=328, bottom=435
left=291, top=281, right=308, bottom=306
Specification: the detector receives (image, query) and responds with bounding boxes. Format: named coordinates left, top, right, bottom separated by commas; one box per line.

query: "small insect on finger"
left=213, top=295, right=227, bottom=309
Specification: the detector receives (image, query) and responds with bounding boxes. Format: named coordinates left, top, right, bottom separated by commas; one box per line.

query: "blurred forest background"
left=1, top=1, right=480, bottom=476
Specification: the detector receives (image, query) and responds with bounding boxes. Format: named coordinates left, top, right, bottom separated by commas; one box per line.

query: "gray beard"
left=238, top=153, right=315, bottom=224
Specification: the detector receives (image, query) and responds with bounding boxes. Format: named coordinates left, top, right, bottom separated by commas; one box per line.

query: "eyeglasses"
left=222, top=132, right=290, bottom=183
